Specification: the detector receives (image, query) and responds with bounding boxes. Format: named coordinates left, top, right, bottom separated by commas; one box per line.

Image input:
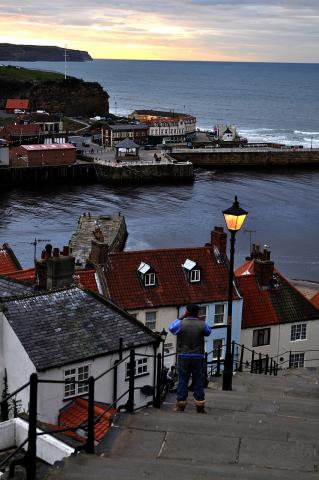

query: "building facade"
left=102, top=124, right=148, bottom=147
left=10, top=143, right=76, bottom=167
left=236, top=246, right=319, bottom=370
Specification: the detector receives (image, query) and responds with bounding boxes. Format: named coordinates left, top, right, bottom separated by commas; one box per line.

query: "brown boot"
left=173, top=400, right=187, bottom=412
left=195, top=400, right=206, bottom=414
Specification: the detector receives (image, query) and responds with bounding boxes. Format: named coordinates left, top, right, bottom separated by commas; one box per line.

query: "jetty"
left=69, top=213, right=127, bottom=267
left=170, top=146, right=319, bottom=169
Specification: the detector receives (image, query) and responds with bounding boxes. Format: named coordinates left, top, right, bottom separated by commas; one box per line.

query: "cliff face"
left=0, top=44, right=92, bottom=62
left=0, top=67, right=109, bottom=116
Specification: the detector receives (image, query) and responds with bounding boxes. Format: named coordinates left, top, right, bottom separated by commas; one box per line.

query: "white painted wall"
left=240, top=318, right=319, bottom=368
left=1, top=314, right=36, bottom=414
left=36, top=343, right=156, bottom=424
left=0, top=147, right=9, bottom=165
left=0, top=418, right=74, bottom=465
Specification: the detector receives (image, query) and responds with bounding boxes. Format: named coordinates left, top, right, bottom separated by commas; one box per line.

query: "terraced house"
left=236, top=245, right=319, bottom=370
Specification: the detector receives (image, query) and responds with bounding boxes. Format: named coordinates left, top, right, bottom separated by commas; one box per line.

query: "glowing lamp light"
left=223, top=196, right=248, bottom=232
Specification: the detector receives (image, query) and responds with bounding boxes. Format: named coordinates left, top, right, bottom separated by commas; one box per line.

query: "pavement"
left=44, top=369, right=319, bottom=479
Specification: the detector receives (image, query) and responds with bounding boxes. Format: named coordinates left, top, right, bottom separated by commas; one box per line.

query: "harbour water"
left=0, top=169, right=318, bottom=281
left=0, top=60, right=318, bottom=281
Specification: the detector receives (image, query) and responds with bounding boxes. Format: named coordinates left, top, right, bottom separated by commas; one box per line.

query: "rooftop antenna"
left=64, top=44, right=67, bottom=79
left=31, top=238, right=51, bottom=261
left=244, top=229, right=256, bottom=254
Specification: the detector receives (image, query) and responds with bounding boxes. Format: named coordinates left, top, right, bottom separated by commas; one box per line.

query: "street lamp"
left=159, top=328, right=168, bottom=370
left=222, top=196, right=248, bottom=391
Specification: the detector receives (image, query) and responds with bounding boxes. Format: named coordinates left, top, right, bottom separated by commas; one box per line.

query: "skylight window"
left=138, top=262, right=151, bottom=275
left=182, top=259, right=196, bottom=271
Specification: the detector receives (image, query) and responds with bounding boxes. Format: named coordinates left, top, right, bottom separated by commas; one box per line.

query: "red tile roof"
left=59, top=398, right=116, bottom=442
left=4, top=124, right=40, bottom=136
left=6, top=99, right=29, bottom=110
left=77, top=269, right=98, bottom=292
left=236, top=260, right=319, bottom=329
left=5, top=267, right=35, bottom=282
left=6, top=267, right=98, bottom=292
left=0, top=244, right=22, bottom=275
left=104, top=246, right=239, bottom=310
left=312, top=292, right=319, bottom=309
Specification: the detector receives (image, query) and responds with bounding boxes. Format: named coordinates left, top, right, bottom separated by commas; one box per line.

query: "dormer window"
left=138, top=262, right=156, bottom=287
left=182, top=259, right=201, bottom=283
left=145, top=272, right=156, bottom=286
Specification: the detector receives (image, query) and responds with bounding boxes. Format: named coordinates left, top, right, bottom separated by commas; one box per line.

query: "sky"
left=0, top=1, right=318, bottom=62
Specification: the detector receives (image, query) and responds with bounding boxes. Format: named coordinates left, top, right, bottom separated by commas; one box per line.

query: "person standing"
left=169, top=304, right=211, bottom=413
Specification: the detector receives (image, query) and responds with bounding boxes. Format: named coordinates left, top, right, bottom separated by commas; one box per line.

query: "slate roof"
left=115, top=138, right=140, bottom=149
left=104, top=246, right=240, bottom=310
left=0, top=243, right=22, bottom=275
left=4, top=287, right=157, bottom=371
left=0, top=276, right=33, bottom=299
left=236, top=260, right=319, bottom=329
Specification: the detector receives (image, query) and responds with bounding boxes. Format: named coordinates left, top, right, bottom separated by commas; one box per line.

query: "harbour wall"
left=0, top=163, right=97, bottom=187
left=170, top=149, right=319, bottom=168
left=95, top=162, right=194, bottom=184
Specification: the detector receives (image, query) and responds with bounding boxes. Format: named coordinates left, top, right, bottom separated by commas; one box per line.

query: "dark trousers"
left=177, top=356, right=206, bottom=402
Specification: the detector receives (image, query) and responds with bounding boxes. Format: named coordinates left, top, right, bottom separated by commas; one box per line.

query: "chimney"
left=35, top=245, right=75, bottom=290
left=89, top=240, right=109, bottom=265
left=211, top=226, right=227, bottom=256
left=254, top=247, right=274, bottom=287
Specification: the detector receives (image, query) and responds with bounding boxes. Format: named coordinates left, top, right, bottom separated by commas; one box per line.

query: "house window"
left=252, top=328, right=271, bottom=347
left=198, top=306, right=207, bottom=321
left=291, top=323, right=307, bottom=341
left=64, top=365, right=89, bottom=399
left=190, top=269, right=200, bottom=283
left=144, top=272, right=156, bottom=286
left=145, top=311, right=157, bottom=330
left=126, top=357, right=149, bottom=379
left=213, top=339, right=224, bottom=359
left=290, top=352, right=304, bottom=368
left=214, top=304, right=225, bottom=324
left=130, top=312, right=138, bottom=319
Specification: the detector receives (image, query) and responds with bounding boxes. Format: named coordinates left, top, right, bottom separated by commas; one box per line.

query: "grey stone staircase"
left=44, top=369, right=319, bottom=479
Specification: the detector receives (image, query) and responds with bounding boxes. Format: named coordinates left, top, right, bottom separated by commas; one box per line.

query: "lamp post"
left=222, top=196, right=248, bottom=391
left=159, top=328, right=168, bottom=370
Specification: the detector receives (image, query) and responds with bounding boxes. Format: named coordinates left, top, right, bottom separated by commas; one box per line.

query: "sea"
left=1, top=60, right=319, bottom=281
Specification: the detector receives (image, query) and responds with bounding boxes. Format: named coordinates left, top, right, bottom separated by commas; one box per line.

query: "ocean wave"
left=294, top=130, right=319, bottom=135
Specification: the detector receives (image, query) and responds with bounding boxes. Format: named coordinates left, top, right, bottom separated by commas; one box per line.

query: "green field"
left=0, top=65, right=67, bottom=82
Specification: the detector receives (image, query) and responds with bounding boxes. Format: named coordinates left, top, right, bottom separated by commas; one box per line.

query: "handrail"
left=4, top=340, right=315, bottom=478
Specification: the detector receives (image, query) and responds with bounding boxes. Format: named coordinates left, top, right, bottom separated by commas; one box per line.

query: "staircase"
left=44, top=368, right=319, bottom=479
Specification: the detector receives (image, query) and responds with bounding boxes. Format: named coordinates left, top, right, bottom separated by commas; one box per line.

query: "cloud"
left=0, top=0, right=318, bottom=61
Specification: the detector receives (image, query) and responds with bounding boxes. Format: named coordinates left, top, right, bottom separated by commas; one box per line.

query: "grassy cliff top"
left=0, top=65, right=68, bottom=82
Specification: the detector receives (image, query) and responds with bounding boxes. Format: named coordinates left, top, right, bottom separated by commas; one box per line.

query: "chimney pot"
left=211, top=226, right=227, bottom=256
left=53, top=247, right=60, bottom=257
left=63, top=245, right=70, bottom=256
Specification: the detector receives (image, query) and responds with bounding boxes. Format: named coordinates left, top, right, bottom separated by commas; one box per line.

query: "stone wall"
left=171, top=150, right=319, bottom=168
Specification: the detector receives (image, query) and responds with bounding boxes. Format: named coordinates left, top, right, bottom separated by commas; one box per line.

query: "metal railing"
left=3, top=340, right=314, bottom=478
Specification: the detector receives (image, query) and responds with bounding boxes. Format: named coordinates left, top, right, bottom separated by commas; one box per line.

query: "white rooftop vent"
left=138, top=262, right=151, bottom=274
left=182, top=259, right=196, bottom=271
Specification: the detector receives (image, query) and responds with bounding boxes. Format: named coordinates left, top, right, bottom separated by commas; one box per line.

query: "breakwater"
left=0, top=163, right=97, bottom=187
left=0, top=161, right=194, bottom=187
left=95, top=161, right=194, bottom=184
left=170, top=148, right=319, bottom=169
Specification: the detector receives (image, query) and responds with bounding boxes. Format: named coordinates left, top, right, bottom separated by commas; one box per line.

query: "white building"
left=236, top=246, right=319, bottom=370
left=0, top=287, right=159, bottom=425
left=129, top=110, right=196, bottom=143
